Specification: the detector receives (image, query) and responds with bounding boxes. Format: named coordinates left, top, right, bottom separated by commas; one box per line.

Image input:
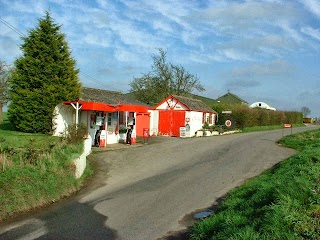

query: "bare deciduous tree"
left=130, top=49, right=204, bottom=105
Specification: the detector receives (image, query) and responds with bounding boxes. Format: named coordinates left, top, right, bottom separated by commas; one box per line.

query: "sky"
left=0, top=0, right=319, bottom=117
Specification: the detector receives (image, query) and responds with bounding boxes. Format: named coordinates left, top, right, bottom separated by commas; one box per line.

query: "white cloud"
left=225, top=79, right=261, bottom=90
left=301, top=26, right=320, bottom=41
left=8, top=0, right=46, bottom=15
left=0, top=37, right=21, bottom=63
left=152, top=20, right=174, bottom=33
left=301, top=0, right=320, bottom=18
left=114, top=48, right=139, bottom=63
left=277, top=21, right=305, bottom=44
left=193, top=1, right=299, bottom=33
left=82, top=33, right=111, bottom=48
left=231, top=60, right=293, bottom=78
left=218, top=49, right=252, bottom=62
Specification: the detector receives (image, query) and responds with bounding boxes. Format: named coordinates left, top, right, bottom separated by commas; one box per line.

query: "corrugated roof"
left=80, top=87, right=149, bottom=106
left=172, top=95, right=215, bottom=113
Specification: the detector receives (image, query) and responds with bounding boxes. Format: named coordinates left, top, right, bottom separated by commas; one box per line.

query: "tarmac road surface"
left=0, top=125, right=319, bottom=240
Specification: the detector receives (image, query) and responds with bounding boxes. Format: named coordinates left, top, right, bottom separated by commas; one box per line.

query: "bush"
left=202, top=122, right=210, bottom=130
left=62, top=123, right=87, bottom=144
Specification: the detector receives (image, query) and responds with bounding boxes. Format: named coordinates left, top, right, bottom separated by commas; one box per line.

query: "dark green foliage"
left=129, top=49, right=204, bottom=105
left=191, top=129, right=320, bottom=240
left=8, top=12, right=81, bottom=133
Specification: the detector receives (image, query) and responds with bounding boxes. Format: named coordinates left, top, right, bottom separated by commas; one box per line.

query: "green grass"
left=0, top=112, right=61, bottom=149
left=190, top=129, right=320, bottom=240
left=242, top=123, right=305, bottom=133
left=0, top=114, right=91, bottom=221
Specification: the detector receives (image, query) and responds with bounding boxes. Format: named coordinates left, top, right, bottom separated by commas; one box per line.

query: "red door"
left=171, top=111, right=185, bottom=136
left=159, top=110, right=185, bottom=136
left=136, top=113, right=150, bottom=137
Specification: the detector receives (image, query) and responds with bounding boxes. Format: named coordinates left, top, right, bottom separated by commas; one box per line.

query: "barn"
left=152, top=95, right=217, bottom=137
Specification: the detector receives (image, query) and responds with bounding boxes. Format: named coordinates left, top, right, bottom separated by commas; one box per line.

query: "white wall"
left=157, top=98, right=188, bottom=110
left=53, top=104, right=74, bottom=136
left=185, top=111, right=203, bottom=137
left=149, top=110, right=159, bottom=136
left=73, top=137, right=92, bottom=179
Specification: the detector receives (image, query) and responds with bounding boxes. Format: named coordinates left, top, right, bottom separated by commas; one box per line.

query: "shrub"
left=62, top=123, right=87, bottom=144
left=203, top=122, right=210, bottom=129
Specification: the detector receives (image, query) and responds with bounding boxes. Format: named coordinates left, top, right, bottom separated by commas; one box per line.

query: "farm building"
left=53, top=87, right=151, bottom=146
left=151, top=95, right=217, bottom=137
left=250, top=102, right=276, bottom=111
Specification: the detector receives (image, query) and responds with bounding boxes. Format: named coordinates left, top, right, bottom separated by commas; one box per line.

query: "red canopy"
left=115, top=104, right=149, bottom=113
left=80, top=102, right=116, bottom=112
left=64, top=101, right=149, bottom=113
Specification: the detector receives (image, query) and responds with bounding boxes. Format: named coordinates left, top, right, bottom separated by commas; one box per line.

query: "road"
left=0, top=125, right=318, bottom=240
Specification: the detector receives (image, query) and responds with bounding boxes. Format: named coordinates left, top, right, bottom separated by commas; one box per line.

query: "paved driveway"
left=0, top=125, right=319, bottom=240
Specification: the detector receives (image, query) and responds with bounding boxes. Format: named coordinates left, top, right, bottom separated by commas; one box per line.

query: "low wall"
left=73, top=137, right=92, bottom=179
left=195, top=130, right=241, bottom=137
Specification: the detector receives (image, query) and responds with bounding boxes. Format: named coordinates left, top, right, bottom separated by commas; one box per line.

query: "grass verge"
left=0, top=114, right=92, bottom=221
left=241, top=123, right=305, bottom=133
left=190, top=128, right=320, bottom=240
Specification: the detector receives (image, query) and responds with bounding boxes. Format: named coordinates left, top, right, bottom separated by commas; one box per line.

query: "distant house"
left=151, top=95, right=217, bottom=137
left=53, top=87, right=151, bottom=146
left=214, top=92, right=248, bottom=105
left=250, top=102, right=276, bottom=111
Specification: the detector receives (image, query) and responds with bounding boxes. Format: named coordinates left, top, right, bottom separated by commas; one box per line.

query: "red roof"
left=154, top=95, right=215, bottom=113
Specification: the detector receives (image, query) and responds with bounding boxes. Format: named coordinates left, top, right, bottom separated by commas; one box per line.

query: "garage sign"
left=225, top=120, right=232, bottom=127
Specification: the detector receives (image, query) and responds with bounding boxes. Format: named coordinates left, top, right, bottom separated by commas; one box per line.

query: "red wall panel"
left=158, top=111, right=185, bottom=136
left=136, top=113, right=150, bottom=137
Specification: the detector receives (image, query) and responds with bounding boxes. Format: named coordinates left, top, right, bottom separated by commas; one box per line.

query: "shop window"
left=107, top=113, right=112, bottom=126
left=119, top=112, right=124, bottom=125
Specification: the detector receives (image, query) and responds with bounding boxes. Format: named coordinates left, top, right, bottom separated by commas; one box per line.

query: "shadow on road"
left=0, top=201, right=117, bottom=240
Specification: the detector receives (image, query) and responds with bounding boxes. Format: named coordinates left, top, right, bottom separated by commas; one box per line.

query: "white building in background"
left=250, top=102, right=276, bottom=111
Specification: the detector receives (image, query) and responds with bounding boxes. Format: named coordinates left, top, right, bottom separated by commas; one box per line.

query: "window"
left=119, top=112, right=124, bottom=125
left=107, top=113, right=112, bottom=126
left=209, top=114, right=212, bottom=124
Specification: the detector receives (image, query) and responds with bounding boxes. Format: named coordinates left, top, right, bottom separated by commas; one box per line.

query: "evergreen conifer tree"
left=8, top=12, right=81, bottom=133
